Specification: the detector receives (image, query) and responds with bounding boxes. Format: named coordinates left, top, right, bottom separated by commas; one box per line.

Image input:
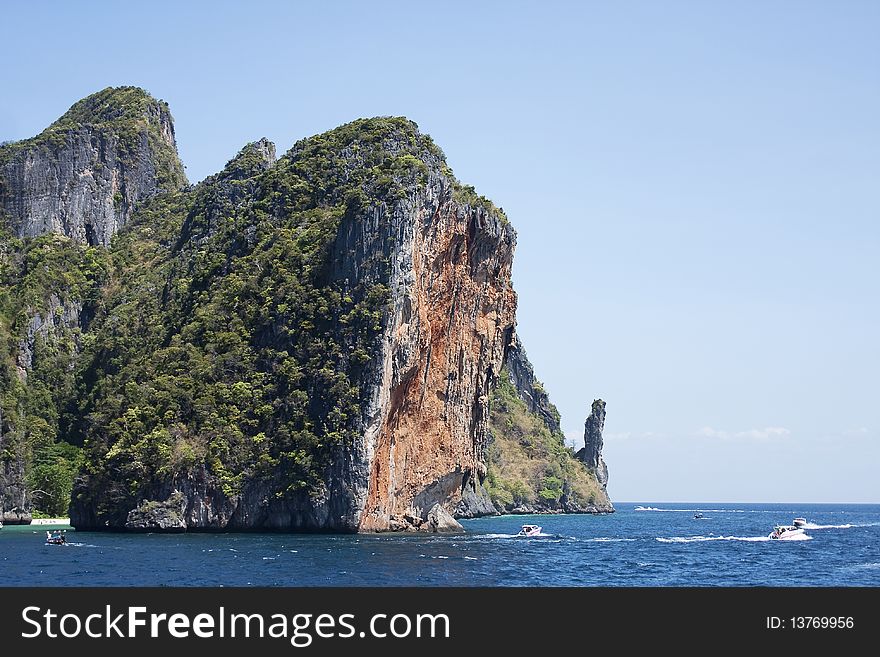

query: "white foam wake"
left=657, top=534, right=812, bottom=543
left=478, top=532, right=555, bottom=539
left=635, top=507, right=745, bottom=513
left=802, top=522, right=878, bottom=529
left=479, top=533, right=518, bottom=539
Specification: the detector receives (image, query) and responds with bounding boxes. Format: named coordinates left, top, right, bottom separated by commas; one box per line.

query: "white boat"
left=792, top=517, right=807, bottom=528
left=516, top=524, right=542, bottom=537
left=768, top=525, right=805, bottom=540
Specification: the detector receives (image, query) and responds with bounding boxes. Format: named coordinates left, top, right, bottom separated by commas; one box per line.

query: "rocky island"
left=0, top=87, right=612, bottom=532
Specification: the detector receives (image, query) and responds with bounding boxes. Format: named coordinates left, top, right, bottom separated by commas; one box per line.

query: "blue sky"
left=2, top=1, right=877, bottom=502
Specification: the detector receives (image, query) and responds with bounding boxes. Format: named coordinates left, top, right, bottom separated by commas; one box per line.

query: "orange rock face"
left=359, top=199, right=516, bottom=531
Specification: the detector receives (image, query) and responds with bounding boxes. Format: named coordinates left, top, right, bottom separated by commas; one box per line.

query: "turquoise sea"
left=1, top=503, right=878, bottom=586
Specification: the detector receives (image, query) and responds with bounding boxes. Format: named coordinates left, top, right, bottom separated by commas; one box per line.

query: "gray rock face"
left=15, top=293, right=83, bottom=381
left=453, top=475, right=498, bottom=518
left=125, top=492, right=187, bottom=531
left=423, top=503, right=464, bottom=533
left=577, top=399, right=609, bottom=488
left=0, top=428, right=30, bottom=524
left=244, top=138, right=276, bottom=169
left=505, top=335, right=562, bottom=435
left=0, top=91, right=185, bottom=246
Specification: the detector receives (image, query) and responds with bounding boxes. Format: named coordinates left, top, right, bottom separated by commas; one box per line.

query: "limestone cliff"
left=2, top=87, right=609, bottom=532
left=577, top=399, right=609, bottom=490
left=0, top=87, right=184, bottom=524
left=505, top=336, right=561, bottom=435
left=65, top=114, right=515, bottom=532
left=0, top=86, right=186, bottom=246
left=0, top=245, right=107, bottom=523
left=0, top=430, right=29, bottom=524
left=352, top=170, right=515, bottom=531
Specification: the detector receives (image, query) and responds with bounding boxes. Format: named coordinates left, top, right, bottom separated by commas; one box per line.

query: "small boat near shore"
left=516, top=524, right=542, bottom=537
left=45, top=530, right=67, bottom=545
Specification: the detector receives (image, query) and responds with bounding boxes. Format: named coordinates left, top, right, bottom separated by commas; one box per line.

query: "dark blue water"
left=2, top=504, right=878, bottom=586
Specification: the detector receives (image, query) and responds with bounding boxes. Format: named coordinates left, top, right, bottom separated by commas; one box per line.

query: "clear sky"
left=2, top=1, right=877, bottom=503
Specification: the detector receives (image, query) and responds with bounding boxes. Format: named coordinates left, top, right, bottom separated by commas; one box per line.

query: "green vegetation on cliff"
left=0, top=89, right=527, bottom=523
left=0, top=230, right=110, bottom=515
left=0, top=86, right=186, bottom=191
left=1, top=86, right=187, bottom=518
left=486, top=368, right=605, bottom=512
left=69, top=118, right=455, bottom=520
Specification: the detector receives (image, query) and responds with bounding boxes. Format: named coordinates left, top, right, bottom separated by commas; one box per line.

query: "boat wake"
left=802, top=522, right=877, bottom=530
left=479, top=532, right=554, bottom=539
left=482, top=532, right=556, bottom=538
left=635, top=506, right=744, bottom=513
left=657, top=534, right=812, bottom=543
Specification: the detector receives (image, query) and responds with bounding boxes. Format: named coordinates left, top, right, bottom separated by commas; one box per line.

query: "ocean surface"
left=2, top=503, right=878, bottom=586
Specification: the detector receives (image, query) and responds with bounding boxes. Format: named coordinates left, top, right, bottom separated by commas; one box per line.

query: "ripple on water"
left=1, top=504, right=877, bottom=586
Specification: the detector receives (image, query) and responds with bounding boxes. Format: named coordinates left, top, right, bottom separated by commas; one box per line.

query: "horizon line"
left=616, top=500, right=880, bottom=505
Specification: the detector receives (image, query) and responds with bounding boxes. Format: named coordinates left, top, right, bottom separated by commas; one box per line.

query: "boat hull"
left=769, top=527, right=805, bottom=540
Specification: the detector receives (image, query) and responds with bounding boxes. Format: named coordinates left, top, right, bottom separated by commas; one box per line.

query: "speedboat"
left=516, top=524, right=542, bottom=537
left=45, top=530, right=67, bottom=545
left=693, top=512, right=704, bottom=519
left=768, top=525, right=805, bottom=540
left=792, top=517, right=807, bottom=528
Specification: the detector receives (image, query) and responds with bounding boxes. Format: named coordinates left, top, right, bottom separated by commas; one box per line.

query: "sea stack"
left=577, top=399, right=609, bottom=490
